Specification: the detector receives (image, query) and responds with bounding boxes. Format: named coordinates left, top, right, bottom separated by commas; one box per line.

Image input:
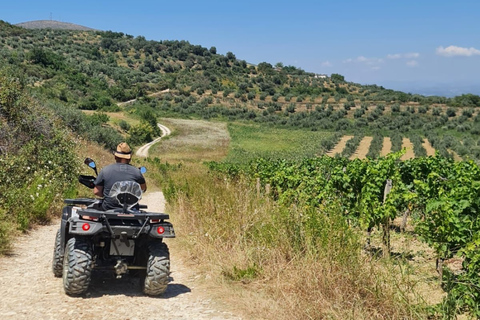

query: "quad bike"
left=52, top=158, right=175, bottom=296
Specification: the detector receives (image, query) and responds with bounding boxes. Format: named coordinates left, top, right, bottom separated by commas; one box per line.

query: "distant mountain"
left=379, top=80, right=480, bottom=98
left=15, top=20, right=96, bottom=31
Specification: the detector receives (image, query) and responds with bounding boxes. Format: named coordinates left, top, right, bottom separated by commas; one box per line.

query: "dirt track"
left=136, top=124, right=172, bottom=157
left=0, top=192, right=241, bottom=320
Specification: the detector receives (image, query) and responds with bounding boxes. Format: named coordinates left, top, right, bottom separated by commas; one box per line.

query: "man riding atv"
left=94, top=142, right=147, bottom=210
left=52, top=142, right=174, bottom=297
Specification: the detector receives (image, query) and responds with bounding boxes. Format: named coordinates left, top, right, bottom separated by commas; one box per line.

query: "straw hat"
left=114, top=142, right=132, bottom=159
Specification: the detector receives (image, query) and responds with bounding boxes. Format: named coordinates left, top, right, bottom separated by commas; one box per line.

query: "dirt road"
left=0, top=191, right=241, bottom=320
left=136, top=124, right=172, bottom=157
left=116, top=89, right=170, bottom=107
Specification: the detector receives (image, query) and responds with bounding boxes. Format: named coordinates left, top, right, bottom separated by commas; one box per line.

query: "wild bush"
left=0, top=69, right=78, bottom=253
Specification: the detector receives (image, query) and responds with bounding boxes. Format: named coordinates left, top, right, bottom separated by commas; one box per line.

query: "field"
left=149, top=118, right=230, bottom=162
left=143, top=118, right=480, bottom=319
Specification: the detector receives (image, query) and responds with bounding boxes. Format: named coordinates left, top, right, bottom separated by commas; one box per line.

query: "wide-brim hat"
left=114, top=142, right=132, bottom=159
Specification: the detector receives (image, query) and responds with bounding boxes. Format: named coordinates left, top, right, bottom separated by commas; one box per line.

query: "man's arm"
left=93, top=169, right=105, bottom=197
left=94, top=185, right=104, bottom=197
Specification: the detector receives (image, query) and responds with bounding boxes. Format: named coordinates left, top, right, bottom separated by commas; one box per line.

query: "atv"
left=52, top=158, right=175, bottom=296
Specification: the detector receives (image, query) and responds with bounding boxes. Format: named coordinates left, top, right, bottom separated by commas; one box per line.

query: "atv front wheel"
left=52, top=229, right=63, bottom=277
left=143, top=241, right=170, bottom=296
left=62, top=237, right=93, bottom=296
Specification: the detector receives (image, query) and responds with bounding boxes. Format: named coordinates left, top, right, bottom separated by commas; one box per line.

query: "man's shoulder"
left=101, top=163, right=119, bottom=171
left=106, top=163, right=140, bottom=173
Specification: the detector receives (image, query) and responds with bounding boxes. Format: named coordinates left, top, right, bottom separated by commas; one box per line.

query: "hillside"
left=1, top=19, right=480, bottom=162
left=15, top=19, right=95, bottom=31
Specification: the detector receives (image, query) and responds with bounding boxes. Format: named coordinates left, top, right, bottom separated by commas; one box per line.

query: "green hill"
left=1, top=19, right=480, bottom=160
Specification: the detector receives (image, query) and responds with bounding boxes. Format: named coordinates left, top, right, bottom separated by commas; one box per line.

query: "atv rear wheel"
left=52, top=229, right=63, bottom=277
left=143, top=241, right=170, bottom=296
left=62, top=237, right=93, bottom=296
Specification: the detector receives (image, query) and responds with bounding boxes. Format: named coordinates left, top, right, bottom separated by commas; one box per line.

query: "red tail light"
left=82, top=223, right=91, bottom=231
left=157, top=226, right=165, bottom=234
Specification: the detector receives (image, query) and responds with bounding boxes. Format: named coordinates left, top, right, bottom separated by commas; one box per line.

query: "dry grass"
left=149, top=118, right=230, bottom=163
left=162, top=165, right=428, bottom=319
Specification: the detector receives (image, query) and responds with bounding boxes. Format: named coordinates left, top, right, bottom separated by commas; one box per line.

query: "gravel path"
left=0, top=192, right=241, bottom=320
left=136, top=124, right=171, bottom=158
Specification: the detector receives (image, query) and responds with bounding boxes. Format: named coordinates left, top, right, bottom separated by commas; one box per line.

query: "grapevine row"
left=208, top=153, right=480, bottom=317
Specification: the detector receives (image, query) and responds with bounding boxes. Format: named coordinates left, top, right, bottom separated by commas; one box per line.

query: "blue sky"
left=3, top=0, right=480, bottom=96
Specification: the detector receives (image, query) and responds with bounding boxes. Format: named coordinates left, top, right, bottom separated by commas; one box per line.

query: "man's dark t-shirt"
left=94, top=163, right=146, bottom=210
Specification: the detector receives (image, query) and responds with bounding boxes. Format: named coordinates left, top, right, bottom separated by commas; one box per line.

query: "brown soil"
left=400, top=137, right=415, bottom=160
left=381, top=137, right=392, bottom=156
left=448, top=149, right=463, bottom=161
left=350, top=136, right=373, bottom=160
left=326, top=135, right=354, bottom=157
left=422, top=139, right=436, bottom=156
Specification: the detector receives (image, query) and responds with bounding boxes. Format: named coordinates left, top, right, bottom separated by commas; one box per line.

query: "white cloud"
left=387, top=54, right=402, bottom=59
left=344, top=56, right=384, bottom=65
left=406, top=60, right=418, bottom=67
left=343, top=56, right=384, bottom=71
left=436, top=45, right=480, bottom=57
left=387, top=52, right=420, bottom=59
left=405, top=52, right=420, bottom=58
left=321, top=61, right=332, bottom=67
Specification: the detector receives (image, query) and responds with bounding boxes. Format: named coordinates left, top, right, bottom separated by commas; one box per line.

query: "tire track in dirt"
left=0, top=192, right=241, bottom=320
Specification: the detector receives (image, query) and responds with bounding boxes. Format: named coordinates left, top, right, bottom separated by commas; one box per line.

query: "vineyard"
left=327, top=135, right=445, bottom=160
left=208, top=153, right=480, bottom=318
